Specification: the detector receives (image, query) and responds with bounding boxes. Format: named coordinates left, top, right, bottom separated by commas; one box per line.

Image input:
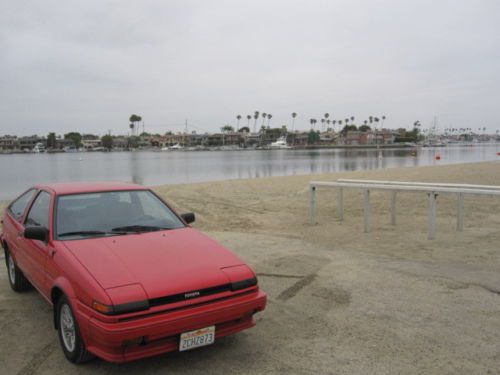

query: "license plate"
left=179, top=326, right=215, bottom=352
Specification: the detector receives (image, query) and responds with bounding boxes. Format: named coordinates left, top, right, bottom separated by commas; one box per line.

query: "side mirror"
left=24, top=226, right=49, bottom=242
left=181, top=212, right=195, bottom=224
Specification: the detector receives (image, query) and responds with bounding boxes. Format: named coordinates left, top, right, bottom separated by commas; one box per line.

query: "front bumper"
left=78, top=289, right=266, bottom=362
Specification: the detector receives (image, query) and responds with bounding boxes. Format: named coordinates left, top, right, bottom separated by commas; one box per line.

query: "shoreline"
left=1, top=142, right=499, bottom=155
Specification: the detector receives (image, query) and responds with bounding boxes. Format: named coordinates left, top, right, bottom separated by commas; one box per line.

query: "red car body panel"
left=1, top=182, right=266, bottom=363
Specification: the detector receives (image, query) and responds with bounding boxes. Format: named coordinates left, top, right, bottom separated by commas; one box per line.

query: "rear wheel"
left=5, top=250, right=31, bottom=292
left=57, top=295, right=94, bottom=364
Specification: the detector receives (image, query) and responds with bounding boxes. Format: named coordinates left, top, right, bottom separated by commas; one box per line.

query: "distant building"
left=0, top=136, right=19, bottom=151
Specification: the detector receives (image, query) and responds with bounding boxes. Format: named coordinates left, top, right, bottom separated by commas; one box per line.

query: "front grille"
left=149, top=283, right=232, bottom=308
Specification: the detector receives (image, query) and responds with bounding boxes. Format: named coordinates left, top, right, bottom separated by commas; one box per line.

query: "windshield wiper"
left=58, top=230, right=127, bottom=238
left=111, top=225, right=171, bottom=233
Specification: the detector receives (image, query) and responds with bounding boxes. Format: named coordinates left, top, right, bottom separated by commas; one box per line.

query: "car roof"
left=35, top=181, right=148, bottom=195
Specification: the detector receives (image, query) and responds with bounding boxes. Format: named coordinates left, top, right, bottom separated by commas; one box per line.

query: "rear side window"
left=8, top=189, right=35, bottom=221
left=25, top=191, right=51, bottom=228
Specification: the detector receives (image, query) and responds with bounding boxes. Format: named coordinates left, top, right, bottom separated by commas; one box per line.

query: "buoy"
left=435, top=153, right=441, bottom=160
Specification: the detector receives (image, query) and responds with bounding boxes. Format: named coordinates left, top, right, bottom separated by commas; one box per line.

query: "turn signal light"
left=93, top=300, right=114, bottom=314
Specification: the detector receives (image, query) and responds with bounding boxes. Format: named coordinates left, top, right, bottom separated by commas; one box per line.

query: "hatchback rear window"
left=8, top=189, right=36, bottom=221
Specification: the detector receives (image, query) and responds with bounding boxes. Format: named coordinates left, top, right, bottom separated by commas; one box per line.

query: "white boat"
left=160, top=143, right=184, bottom=151
left=33, top=142, right=46, bottom=153
left=169, top=143, right=184, bottom=150
left=270, top=136, right=291, bottom=149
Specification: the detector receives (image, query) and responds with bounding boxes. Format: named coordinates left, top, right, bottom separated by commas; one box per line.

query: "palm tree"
left=247, top=115, right=251, bottom=128
left=253, top=111, right=259, bottom=133
left=129, top=114, right=142, bottom=136
left=324, top=113, right=330, bottom=123
left=350, top=116, right=355, bottom=123
left=267, top=114, right=272, bottom=127
left=381, top=115, right=386, bottom=128
left=261, top=112, right=267, bottom=127
left=236, top=115, right=241, bottom=130
left=291, top=112, right=297, bottom=131
left=321, top=118, right=325, bottom=131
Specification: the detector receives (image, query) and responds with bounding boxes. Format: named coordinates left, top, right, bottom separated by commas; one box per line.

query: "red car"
left=1, top=182, right=266, bottom=363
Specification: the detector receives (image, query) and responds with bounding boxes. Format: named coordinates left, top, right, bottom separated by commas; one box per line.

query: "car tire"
left=56, top=295, right=94, bottom=364
left=5, top=249, right=31, bottom=292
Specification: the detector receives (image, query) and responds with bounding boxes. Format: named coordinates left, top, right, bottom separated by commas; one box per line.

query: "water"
left=1, top=144, right=499, bottom=200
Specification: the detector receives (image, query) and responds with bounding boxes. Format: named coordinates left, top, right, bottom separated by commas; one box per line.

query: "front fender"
left=51, top=276, right=78, bottom=329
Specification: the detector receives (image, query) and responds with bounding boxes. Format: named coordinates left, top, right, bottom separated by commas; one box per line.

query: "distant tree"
left=267, top=114, right=272, bottom=127
left=239, top=126, right=250, bottom=133
left=307, top=130, right=320, bottom=144
left=291, top=112, right=297, bottom=131
left=341, top=125, right=357, bottom=135
left=47, top=132, right=56, bottom=149
left=359, top=124, right=371, bottom=132
left=253, top=111, right=259, bottom=133
left=246, top=115, right=252, bottom=128
left=64, top=132, right=82, bottom=148
left=324, top=113, right=330, bottom=120
left=221, top=125, right=234, bottom=133
left=310, top=118, right=318, bottom=130
left=129, top=114, right=142, bottom=136
left=261, top=112, right=267, bottom=127
left=236, top=115, right=242, bottom=129
left=101, top=134, right=113, bottom=150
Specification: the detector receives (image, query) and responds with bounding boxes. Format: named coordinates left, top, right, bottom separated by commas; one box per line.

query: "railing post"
left=390, top=191, right=397, bottom=225
left=337, top=187, right=344, bottom=222
left=309, top=185, right=316, bottom=225
left=428, top=192, right=437, bottom=240
left=457, top=193, right=464, bottom=231
left=364, top=189, right=371, bottom=233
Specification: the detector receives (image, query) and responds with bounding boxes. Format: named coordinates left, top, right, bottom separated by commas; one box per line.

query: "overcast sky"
left=1, top=0, right=499, bottom=136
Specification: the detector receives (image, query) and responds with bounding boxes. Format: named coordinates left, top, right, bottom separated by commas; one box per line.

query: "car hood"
left=62, top=228, right=247, bottom=299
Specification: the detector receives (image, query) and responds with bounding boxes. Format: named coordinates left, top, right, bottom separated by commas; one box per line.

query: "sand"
left=1, top=161, right=500, bottom=374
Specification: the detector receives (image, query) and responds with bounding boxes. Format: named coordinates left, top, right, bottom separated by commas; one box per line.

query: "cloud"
left=1, top=0, right=499, bottom=135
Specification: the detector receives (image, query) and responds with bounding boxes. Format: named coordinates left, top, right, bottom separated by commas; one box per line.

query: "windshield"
left=56, top=190, right=185, bottom=240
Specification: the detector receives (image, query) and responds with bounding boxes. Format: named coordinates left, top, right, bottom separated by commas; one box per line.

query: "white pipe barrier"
left=309, top=180, right=500, bottom=240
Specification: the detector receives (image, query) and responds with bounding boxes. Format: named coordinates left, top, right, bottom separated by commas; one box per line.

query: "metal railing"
left=309, top=179, right=500, bottom=239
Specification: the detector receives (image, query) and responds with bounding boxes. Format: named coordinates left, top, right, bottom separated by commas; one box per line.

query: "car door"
left=22, top=190, right=52, bottom=293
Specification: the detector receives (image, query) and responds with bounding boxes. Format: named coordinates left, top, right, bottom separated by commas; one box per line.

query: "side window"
left=25, top=191, right=51, bottom=228
left=8, top=189, right=36, bottom=221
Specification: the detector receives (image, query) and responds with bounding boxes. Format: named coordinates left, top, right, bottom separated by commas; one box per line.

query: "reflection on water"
left=0, top=144, right=499, bottom=200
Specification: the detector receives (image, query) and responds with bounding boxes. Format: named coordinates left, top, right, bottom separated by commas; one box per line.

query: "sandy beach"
left=1, top=161, right=500, bottom=374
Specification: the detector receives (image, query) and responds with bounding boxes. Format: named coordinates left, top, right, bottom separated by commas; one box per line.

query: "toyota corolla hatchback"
left=1, top=182, right=266, bottom=363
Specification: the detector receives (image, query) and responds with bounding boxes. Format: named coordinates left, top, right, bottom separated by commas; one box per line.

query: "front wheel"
left=6, top=250, right=31, bottom=292
left=57, top=296, right=94, bottom=363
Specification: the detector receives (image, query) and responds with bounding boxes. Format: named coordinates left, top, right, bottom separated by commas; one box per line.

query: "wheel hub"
left=60, top=304, right=76, bottom=352
left=8, top=255, right=15, bottom=284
